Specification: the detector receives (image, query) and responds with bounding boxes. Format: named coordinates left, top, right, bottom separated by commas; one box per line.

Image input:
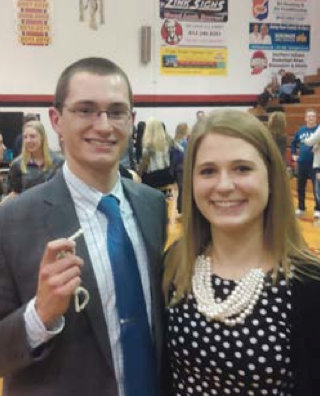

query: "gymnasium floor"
left=0, top=180, right=319, bottom=395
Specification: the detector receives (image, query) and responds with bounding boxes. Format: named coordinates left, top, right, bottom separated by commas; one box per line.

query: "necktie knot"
left=97, top=195, right=121, bottom=222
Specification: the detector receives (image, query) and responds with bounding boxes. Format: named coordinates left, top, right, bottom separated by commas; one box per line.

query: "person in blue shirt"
left=291, top=108, right=320, bottom=217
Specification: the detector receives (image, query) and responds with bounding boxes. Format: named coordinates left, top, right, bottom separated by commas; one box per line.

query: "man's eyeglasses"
left=62, top=104, right=132, bottom=126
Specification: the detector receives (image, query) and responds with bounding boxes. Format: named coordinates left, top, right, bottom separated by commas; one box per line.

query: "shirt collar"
left=63, top=162, right=126, bottom=215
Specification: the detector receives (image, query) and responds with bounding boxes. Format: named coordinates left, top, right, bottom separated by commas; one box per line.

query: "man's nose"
left=94, top=112, right=113, bottom=129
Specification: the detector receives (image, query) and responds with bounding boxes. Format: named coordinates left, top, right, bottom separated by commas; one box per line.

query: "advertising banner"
left=161, top=20, right=225, bottom=47
left=160, top=0, right=228, bottom=22
left=249, top=22, right=310, bottom=51
left=160, top=47, right=227, bottom=76
left=15, top=0, right=52, bottom=46
left=249, top=0, right=311, bottom=77
left=252, top=0, right=310, bottom=24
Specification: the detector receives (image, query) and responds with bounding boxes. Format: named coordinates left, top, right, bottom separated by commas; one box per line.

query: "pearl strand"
left=192, top=255, right=264, bottom=326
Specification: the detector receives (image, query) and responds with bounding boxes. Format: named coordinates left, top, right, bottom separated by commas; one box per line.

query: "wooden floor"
left=0, top=179, right=319, bottom=395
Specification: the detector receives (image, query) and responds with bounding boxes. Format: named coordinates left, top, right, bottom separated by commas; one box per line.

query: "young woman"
left=138, top=117, right=173, bottom=190
left=170, top=123, right=188, bottom=214
left=163, top=109, right=320, bottom=395
left=267, top=111, right=288, bottom=163
left=7, top=120, right=63, bottom=195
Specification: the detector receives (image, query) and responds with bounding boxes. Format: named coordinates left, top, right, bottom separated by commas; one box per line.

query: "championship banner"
left=160, top=0, right=228, bottom=22
left=160, top=47, right=227, bottom=76
left=15, top=0, right=53, bottom=46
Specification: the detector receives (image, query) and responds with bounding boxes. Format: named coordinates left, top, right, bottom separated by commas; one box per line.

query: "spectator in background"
left=120, top=135, right=137, bottom=171
left=174, top=122, right=189, bottom=151
left=0, top=131, right=6, bottom=162
left=279, top=82, right=299, bottom=104
left=170, top=123, right=188, bottom=215
left=7, top=120, right=64, bottom=196
left=278, top=69, right=298, bottom=103
left=0, top=132, right=6, bottom=198
left=257, top=83, right=275, bottom=110
left=267, top=111, right=288, bottom=163
left=138, top=117, right=173, bottom=190
left=135, top=120, right=146, bottom=163
left=302, top=124, right=320, bottom=224
left=291, top=108, right=320, bottom=217
left=120, top=131, right=141, bottom=182
left=13, top=113, right=39, bottom=158
left=279, top=69, right=314, bottom=99
left=196, top=110, right=205, bottom=121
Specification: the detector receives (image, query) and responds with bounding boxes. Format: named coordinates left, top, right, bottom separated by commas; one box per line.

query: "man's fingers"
left=47, top=265, right=82, bottom=289
left=41, top=239, right=77, bottom=265
left=40, top=254, right=84, bottom=278
left=54, top=277, right=83, bottom=297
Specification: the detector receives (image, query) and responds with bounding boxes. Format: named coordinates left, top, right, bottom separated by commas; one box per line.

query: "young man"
left=0, top=58, right=167, bottom=396
left=291, top=108, right=320, bottom=217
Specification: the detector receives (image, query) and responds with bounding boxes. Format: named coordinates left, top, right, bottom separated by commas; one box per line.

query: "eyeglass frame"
left=57, top=102, right=133, bottom=126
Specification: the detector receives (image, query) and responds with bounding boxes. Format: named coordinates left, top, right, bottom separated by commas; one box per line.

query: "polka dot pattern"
left=167, top=272, right=294, bottom=395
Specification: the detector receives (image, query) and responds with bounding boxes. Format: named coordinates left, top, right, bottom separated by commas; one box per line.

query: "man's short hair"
left=53, top=57, right=134, bottom=110
left=305, top=108, right=317, bottom=116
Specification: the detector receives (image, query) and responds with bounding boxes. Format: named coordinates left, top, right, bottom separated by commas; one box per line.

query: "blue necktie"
left=97, top=195, right=157, bottom=396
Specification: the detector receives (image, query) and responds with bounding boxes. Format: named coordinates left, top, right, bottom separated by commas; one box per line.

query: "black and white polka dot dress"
left=166, top=272, right=294, bottom=395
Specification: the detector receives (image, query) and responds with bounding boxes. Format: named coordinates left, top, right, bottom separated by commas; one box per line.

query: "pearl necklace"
left=192, top=255, right=264, bottom=326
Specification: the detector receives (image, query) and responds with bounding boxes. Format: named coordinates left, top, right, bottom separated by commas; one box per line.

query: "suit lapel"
left=42, top=173, right=115, bottom=370
left=122, top=180, right=161, bottom=260
left=122, top=180, right=164, bottom=361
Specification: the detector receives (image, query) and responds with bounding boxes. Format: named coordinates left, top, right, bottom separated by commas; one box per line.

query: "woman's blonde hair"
left=142, top=117, right=169, bottom=151
left=174, top=123, right=188, bottom=142
left=163, top=109, right=319, bottom=304
left=267, top=111, right=287, bottom=139
left=21, top=120, right=52, bottom=173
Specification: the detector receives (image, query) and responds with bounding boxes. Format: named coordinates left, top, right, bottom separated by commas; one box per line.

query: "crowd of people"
left=0, top=56, right=320, bottom=396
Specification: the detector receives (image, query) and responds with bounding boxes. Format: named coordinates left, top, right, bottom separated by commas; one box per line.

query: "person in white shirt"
left=249, top=23, right=260, bottom=44
left=258, top=23, right=272, bottom=45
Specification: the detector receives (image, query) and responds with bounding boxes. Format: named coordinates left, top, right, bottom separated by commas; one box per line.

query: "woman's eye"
left=235, top=165, right=251, bottom=173
left=200, top=168, right=215, bottom=176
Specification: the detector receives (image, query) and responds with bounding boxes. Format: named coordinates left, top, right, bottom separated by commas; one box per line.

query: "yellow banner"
left=16, top=0, right=52, bottom=46
left=19, top=36, right=51, bottom=45
left=18, top=25, right=50, bottom=32
left=160, top=47, right=228, bottom=76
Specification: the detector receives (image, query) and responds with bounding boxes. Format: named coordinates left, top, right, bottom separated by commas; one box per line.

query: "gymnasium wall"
left=0, top=0, right=319, bottom=148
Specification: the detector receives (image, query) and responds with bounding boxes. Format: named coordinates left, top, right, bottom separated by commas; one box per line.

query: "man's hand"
left=35, top=239, right=84, bottom=327
left=292, top=155, right=298, bottom=162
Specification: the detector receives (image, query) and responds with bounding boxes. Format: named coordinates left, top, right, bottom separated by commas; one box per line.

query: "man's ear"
left=49, top=107, right=63, bottom=139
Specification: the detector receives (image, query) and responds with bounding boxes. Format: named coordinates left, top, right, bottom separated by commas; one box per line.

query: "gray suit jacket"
left=0, top=172, right=167, bottom=396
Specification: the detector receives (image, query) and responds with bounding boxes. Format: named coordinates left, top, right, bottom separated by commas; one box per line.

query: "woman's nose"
left=216, top=171, right=234, bottom=191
